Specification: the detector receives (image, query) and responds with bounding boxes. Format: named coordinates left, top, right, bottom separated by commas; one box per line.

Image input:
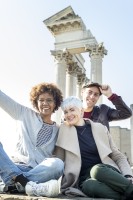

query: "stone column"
left=85, top=43, right=107, bottom=84
left=66, top=63, right=78, bottom=97
left=51, top=50, right=67, bottom=124
left=85, top=43, right=107, bottom=104
left=51, top=50, right=67, bottom=97
left=130, top=104, right=133, bottom=165
left=89, top=45, right=105, bottom=84
left=77, top=73, right=86, bottom=99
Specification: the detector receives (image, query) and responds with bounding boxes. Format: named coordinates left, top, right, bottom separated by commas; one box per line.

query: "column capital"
left=77, top=73, right=86, bottom=85
left=85, top=43, right=107, bottom=58
left=51, top=50, right=67, bottom=62
left=51, top=49, right=74, bottom=64
left=66, top=62, right=79, bottom=76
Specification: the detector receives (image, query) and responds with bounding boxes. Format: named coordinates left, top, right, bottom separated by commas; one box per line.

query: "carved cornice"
left=44, top=6, right=86, bottom=35
left=47, top=19, right=84, bottom=35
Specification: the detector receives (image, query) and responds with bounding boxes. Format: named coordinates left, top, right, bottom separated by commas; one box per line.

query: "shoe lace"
left=32, top=183, right=49, bottom=196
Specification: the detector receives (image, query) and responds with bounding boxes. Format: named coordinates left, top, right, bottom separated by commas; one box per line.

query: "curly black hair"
left=30, top=82, right=63, bottom=112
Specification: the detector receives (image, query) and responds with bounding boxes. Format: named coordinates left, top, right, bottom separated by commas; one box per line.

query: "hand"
left=99, top=85, right=113, bottom=98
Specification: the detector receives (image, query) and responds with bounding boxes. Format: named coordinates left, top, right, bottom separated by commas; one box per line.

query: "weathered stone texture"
left=0, top=194, right=113, bottom=200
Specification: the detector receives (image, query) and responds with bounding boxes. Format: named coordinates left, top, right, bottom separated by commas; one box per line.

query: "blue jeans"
left=0, top=143, right=64, bottom=186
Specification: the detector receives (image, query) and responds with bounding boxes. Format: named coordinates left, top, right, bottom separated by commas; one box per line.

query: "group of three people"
left=0, top=82, right=132, bottom=199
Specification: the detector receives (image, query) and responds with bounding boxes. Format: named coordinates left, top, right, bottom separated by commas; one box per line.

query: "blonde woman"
left=55, top=96, right=133, bottom=200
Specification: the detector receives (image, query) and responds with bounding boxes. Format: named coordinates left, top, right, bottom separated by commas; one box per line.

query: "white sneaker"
left=25, top=179, right=59, bottom=197
left=0, top=183, right=8, bottom=193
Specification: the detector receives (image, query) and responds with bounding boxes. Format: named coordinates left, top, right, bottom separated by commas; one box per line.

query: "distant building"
left=110, top=126, right=131, bottom=165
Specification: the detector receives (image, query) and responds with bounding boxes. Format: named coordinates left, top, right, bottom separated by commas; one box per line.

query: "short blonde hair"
left=61, top=96, right=83, bottom=111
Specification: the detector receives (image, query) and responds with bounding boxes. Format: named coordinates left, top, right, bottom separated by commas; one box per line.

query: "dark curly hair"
left=30, top=82, right=63, bottom=112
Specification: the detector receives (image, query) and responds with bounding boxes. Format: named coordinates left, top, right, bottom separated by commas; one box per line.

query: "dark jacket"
left=88, top=96, right=132, bottom=130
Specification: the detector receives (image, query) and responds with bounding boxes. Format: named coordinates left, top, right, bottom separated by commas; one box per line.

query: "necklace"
left=75, top=125, right=86, bottom=135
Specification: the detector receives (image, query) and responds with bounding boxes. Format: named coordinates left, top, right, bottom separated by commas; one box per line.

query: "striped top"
left=36, top=122, right=55, bottom=147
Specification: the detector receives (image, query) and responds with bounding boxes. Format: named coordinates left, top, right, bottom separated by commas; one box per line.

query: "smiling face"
left=37, top=93, right=55, bottom=120
left=82, top=86, right=100, bottom=111
left=63, top=106, right=84, bottom=126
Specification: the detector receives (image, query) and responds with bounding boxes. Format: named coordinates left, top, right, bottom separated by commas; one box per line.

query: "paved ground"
left=0, top=194, right=113, bottom=200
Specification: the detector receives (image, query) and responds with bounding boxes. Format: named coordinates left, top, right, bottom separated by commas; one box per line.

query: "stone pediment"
left=43, top=6, right=86, bottom=35
left=44, top=6, right=77, bottom=26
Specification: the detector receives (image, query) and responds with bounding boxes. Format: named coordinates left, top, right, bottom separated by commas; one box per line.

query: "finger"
left=101, top=85, right=108, bottom=90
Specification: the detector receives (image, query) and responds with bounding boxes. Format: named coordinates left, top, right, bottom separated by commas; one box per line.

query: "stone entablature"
left=44, top=6, right=87, bottom=35
left=44, top=6, right=98, bottom=55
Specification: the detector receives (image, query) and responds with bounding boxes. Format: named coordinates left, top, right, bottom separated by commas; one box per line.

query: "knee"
left=90, top=164, right=105, bottom=179
left=82, top=179, right=96, bottom=197
left=50, top=157, right=64, bottom=174
left=52, top=158, right=64, bottom=179
left=54, top=158, right=64, bottom=172
left=42, top=157, right=64, bottom=179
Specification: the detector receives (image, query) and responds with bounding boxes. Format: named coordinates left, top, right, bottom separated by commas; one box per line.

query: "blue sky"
left=0, top=0, right=133, bottom=153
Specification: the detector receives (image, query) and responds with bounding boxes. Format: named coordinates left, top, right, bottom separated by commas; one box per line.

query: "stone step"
left=0, top=194, right=113, bottom=200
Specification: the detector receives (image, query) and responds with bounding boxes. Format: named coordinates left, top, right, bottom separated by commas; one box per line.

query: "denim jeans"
left=0, top=143, right=64, bottom=186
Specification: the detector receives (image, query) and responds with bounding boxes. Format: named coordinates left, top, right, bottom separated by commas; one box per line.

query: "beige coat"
left=54, top=119, right=132, bottom=196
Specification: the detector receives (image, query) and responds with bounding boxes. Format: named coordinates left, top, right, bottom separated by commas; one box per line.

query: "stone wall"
left=110, top=126, right=131, bottom=165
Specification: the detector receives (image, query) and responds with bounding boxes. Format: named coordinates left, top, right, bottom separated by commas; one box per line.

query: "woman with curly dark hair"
left=0, top=82, right=64, bottom=197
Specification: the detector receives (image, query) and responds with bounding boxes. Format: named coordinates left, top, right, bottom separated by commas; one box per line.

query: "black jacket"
left=89, top=96, right=132, bottom=130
